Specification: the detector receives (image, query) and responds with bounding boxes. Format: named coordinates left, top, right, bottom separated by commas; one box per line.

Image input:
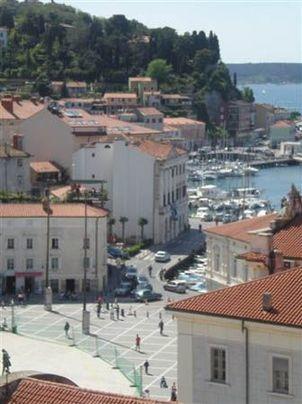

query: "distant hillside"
left=227, top=63, right=302, bottom=84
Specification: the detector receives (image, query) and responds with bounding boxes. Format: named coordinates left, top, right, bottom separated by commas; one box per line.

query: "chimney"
left=262, top=292, right=272, bottom=312
left=13, top=134, right=24, bottom=151
left=1, top=97, right=13, bottom=114
left=13, top=95, right=21, bottom=104
left=273, top=249, right=284, bottom=273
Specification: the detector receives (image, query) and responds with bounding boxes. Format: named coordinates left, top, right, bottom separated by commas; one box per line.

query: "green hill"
left=227, top=63, right=302, bottom=84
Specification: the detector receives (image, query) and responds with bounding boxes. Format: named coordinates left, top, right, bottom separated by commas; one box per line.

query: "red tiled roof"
left=0, top=144, right=30, bottom=158
left=136, top=139, right=187, bottom=160
left=0, top=203, right=107, bottom=218
left=104, top=93, right=137, bottom=99
left=0, top=99, right=44, bottom=120
left=8, top=378, right=167, bottom=404
left=167, top=267, right=302, bottom=328
left=30, top=161, right=60, bottom=173
left=273, top=215, right=302, bottom=258
left=164, top=117, right=205, bottom=126
left=271, top=120, right=292, bottom=128
left=129, top=77, right=154, bottom=82
left=205, top=214, right=277, bottom=243
left=237, top=251, right=268, bottom=264
left=137, top=107, right=163, bottom=116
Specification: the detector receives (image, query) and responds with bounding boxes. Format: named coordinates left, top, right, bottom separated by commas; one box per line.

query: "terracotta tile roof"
left=237, top=251, right=268, bottom=264
left=30, top=161, right=60, bottom=173
left=0, top=144, right=30, bottom=158
left=50, top=185, right=87, bottom=200
left=161, top=94, right=190, bottom=100
left=103, top=93, right=137, bottom=99
left=0, top=203, right=107, bottom=218
left=137, top=107, right=163, bottom=116
left=205, top=213, right=277, bottom=243
left=0, top=99, right=44, bottom=120
left=167, top=267, right=302, bottom=328
left=136, top=139, right=187, bottom=160
left=271, top=120, right=292, bottom=128
left=8, top=378, right=167, bottom=404
left=129, top=77, right=154, bottom=82
left=164, top=117, right=205, bottom=126
left=273, top=215, right=302, bottom=258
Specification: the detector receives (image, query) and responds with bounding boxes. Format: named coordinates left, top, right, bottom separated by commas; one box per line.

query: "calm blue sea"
left=240, top=83, right=302, bottom=113
left=216, top=166, right=302, bottom=209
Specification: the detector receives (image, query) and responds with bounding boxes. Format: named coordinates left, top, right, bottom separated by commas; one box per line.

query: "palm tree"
left=119, top=216, right=128, bottom=243
left=138, top=217, right=148, bottom=242
left=108, top=217, right=116, bottom=241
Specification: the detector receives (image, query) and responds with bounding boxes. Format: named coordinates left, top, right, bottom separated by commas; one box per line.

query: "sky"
left=43, top=1, right=301, bottom=63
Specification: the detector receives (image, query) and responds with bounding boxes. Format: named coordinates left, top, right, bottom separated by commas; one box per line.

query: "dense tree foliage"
left=0, top=0, right=242, bottom=124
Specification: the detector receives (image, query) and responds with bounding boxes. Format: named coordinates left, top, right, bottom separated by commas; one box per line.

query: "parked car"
left=107, top=246, right=129, bottom=259
left=189, top=282, right=208, bottom=293
left=137, top=275, right=151, bottom=289
left=114, top=281, right=133, bottom=297
left=124, top=266, right=138, bottom=280
left=154, top=251, right=170, bottom=262
left=163, top=280, right=186, bottom=294
left=134, top=289, right=162, bottom=302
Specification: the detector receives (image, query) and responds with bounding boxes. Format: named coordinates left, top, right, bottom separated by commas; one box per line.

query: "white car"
left=154, top=250, right=171, bottom=262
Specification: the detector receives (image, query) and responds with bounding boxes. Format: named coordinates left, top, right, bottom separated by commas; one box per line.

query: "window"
left=7, top=238, right=14, bottom=249
left=83, top=238, right=90, bottom=249
left=171, top=168, right=174, bottom=178
left=51, top=238, right=59, bottom=249
left=163, top=194, right=166, bottom=207
left=26, top=238, right=33, bottom=249
left=273, top=356, right=289, bottom=394
left=83, top=257, right=90, bottom=269
left=168, top=192, right=171, bottom=205
left=91, top=153, right=95, bottom=157
left=26, top=258, right=33, bottom=270
left=17, top=159, right=23, bottom=167
left=7, top=258, right=14, bottom=270
left=92, top=174, right=95, bottom=179
left=51, top=257, right=59, bottom=270
left=152, top=118, right=156, bottom=123
left=182, top=185, right=187, bottom=197
left=172, top=191, right=175, bottom=203
left=211, top=347, right=226, bottom=383
left=17, top=175, right=23, bottom=185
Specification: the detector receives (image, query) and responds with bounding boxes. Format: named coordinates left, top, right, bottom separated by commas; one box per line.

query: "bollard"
left=106, top=302, right=109, bottom=311
left=121, top=308, right=125, bottom=317
left=146, top=311, right=149, bottom=318
left=134, top=310, right=137, bottom=318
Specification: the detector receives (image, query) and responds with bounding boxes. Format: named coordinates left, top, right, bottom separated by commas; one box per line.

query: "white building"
left=167, top=267, right=302, bottom=404
left=0, top=143, right=31, bottom=193
left=73, top=139, right=188, bottom=243
left=0, top=203, right=107, bottom=295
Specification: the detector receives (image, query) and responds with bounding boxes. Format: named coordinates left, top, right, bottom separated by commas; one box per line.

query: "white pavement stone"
left=0, top=332, right=135, bottom=395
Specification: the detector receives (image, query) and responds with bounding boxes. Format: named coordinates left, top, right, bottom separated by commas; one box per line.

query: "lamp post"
left=43, top=188, right=52, bottom=311
left=71, top=179, right=107, bottom=335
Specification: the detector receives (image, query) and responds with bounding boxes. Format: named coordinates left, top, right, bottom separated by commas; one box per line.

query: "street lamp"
left=42, top=188, right=53, bottom=311
left=71, top=179, right=107, bottom=335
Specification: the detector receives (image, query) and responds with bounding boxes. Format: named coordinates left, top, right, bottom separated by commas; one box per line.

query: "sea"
left=219, top=83, right=302, bottom=207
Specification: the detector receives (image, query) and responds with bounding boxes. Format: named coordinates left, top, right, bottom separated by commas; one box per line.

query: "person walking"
left=159, top=319, right=164, bottom=335
left=64, top=321, right=70, bottom=338
left=160, top=376, right=168, bottom=388
left=116, top=303, right=120, bottom=320
left=148, top=265, right=152, bottom=278
left=135, top=334, right=141, bottom=352
left=170, top=382, right=177, bottom=401
left=143, top=359, right=149, bottom=374
left=96, top=302, right=101, bottom=318
left=2, top=349, right=11, bottom=375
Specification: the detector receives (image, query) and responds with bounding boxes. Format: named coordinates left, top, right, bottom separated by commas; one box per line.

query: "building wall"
left=270, top=126, right=295, bottom=148
left=19, top=109, right=74, bottom=172
left=176, top=312, right=302, bottom=404
left=0, top=215, right=107, bottom=294
left=154, top=155, right=188, bottom=244
left=0, top=156, right=31, bottom=193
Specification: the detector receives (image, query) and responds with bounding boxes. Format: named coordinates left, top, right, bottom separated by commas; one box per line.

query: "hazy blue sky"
left=47, top=1, right=301, bottom=63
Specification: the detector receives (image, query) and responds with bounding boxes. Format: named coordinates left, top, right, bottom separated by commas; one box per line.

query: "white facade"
left=73, top=140, right=188, bottom=243
left=0, top=206, right=107, bottom=294
left=0, top=149, right=31, bottom=193
left=175, top=311, right=302, bottom=404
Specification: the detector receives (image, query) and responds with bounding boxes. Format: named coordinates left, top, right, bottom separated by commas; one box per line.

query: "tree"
left=146, top=58, right=171, bottom=85
left=119, top=216, right=128, bottom=243
left=138, top=217, right=148, bottom=242
left=241, top=87, right=255, bottom=103
left=108, top=217, right=116, bottom=240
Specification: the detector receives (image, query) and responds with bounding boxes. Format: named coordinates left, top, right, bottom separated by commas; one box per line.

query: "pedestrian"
left=159, top=319, right=164, bottom=335
left=143, top=359, right=149, bottom=374
left=160, top=376, right=168, bottom=388
left=97, top=302, right=101, bottom=318
left=110, top=307, right=115, bottom=320
left=148, top=265, right=152, bottom=277
left=2, top=349, right=11, bottom=375
left=170, top=382, right=177, bottom=401
left=64, top=321, right=70, bottom=338
left=135, top=334, right=141, bottom=351
left=116, top=303, right=120, bottom=320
